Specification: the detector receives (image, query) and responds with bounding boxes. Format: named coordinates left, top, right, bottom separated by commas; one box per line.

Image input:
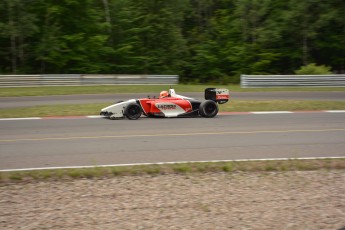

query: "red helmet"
left=159, top=91, right=169, bottom=98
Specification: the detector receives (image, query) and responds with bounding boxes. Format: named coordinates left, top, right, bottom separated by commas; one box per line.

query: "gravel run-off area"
left=1, top=170, right=345, bottom=230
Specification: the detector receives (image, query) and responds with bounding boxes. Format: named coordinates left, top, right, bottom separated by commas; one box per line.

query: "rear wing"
left=205, top=88, right=229, bottom=104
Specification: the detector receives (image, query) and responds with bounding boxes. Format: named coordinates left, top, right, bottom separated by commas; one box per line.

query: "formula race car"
left=100, top=88, right=229, bottom=120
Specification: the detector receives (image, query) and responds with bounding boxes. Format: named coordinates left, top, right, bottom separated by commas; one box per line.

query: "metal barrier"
left=241, top=74, right=345, bottom=88
left=0, top=74, right=179, bottom=87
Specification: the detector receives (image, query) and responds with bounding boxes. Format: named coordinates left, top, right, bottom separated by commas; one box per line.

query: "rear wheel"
left=199, top=100, right=218, bottom=118
left=124, top=103, right=142, bottom=120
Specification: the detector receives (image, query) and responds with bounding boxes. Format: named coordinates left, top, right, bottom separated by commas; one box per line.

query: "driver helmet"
left=159, top=90, right=169, bottom=98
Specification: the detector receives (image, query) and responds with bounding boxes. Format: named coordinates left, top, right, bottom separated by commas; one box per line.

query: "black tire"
left=124, top=103, right=142, bottom=120
left=199, top=100, right=218, bottom=118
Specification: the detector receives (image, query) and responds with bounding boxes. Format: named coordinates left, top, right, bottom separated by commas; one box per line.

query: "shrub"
left=295, top=63, right=332, bottom=75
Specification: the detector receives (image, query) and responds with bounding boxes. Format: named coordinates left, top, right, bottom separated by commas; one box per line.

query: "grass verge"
left=221, top=100, right=345, bottom=112
left=1, top=100, right=345, bottom=118
left=1, top=84, right=345, bottom=97
left=0, top=103, right=109, bottom=118
left=1, top=159, right=344, bottom=184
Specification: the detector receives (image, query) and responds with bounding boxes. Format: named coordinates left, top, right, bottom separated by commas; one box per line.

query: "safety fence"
left=241, top=74, right=345, bottom=88
left=0, top=74, right=179, bottom=87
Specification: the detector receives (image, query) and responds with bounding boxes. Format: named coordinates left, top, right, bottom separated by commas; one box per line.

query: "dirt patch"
left=1, top=170, right=344, bottom=229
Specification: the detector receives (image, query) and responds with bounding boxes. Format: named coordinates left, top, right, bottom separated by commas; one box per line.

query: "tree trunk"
left=302, top=33, right=308, bottom=66
left=102, top=0, right=113, bottom=44
left=8, top=1, right=17, bottom=74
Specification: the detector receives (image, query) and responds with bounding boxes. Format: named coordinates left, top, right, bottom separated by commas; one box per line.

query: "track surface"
left=1, top=91, right=345, bottom=108
left=1, top=113, right=344, bottom=170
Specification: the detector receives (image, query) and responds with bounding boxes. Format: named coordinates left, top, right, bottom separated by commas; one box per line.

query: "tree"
left=0, top=0, right=343, bottom=79
left=31, top=0, right=116, bottom=74
left=278, top=0, right=343, bottom=71
left=311, top=0, right=345, bottom=73
left=0, top=0, right=38, bottom=73
left=121, top=0, right=189, bottom=74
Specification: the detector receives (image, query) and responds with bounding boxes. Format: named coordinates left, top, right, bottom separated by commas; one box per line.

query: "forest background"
left=0, top=0, right=344, bottom=83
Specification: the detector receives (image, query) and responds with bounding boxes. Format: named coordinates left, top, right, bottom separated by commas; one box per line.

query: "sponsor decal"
left=155, top=102, right=189, bottom=117
left=216, top=95, right=229, bottom=99
left=216, top=89, right=229, bottom=100
left=157, top=104, right=177, bottom=110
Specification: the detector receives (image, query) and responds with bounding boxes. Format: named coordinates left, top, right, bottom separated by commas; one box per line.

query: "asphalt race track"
left=1, top=112, right=345, bottom=170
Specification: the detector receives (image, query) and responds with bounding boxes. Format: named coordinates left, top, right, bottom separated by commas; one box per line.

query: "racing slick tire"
left=124, top=103, right=142, bottom=120
left=199, top=100, right=218, bottom=118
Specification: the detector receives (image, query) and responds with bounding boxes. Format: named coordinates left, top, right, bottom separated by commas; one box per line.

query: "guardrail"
left=0, top=74, right=179, bottom=87
left=241, top=74, right=345, bottom=88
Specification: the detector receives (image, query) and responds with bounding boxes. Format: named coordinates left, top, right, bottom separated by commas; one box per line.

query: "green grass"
left=221, top=100, right=345, bottom=112
left=0, top=85, right=223, bottom=97
left=1, top=84, right=345, bottom=97
left=1, top=159, right=344, bottom=184
left=0, top=103, right=109, bottom=118
left=1, top=100, right=345, bottom=118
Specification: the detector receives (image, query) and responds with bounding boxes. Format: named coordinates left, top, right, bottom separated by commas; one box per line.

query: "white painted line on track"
left=325, top=110, right=345, bottom=113
left=0, top=117, right=41, bottom=121
left=86, top=115, right=103, bottom=118
left=1, top=156, right=344, bottom=172
left=0, top=110, right=344, bottom=121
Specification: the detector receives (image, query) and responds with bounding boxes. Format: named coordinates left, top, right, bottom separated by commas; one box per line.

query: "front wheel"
left=124, top=103, right=142, bottom=120
left=199, top=100, right=218, bottom=118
